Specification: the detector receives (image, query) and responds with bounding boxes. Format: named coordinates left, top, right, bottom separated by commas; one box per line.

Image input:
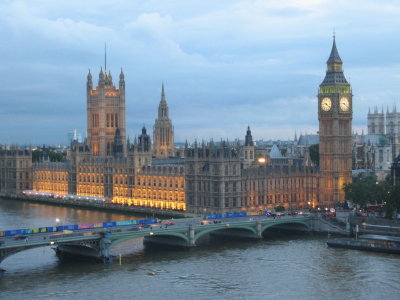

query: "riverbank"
left=324, top=210, right=400, bottom=237
left=0, top=194, right=197, bottom=219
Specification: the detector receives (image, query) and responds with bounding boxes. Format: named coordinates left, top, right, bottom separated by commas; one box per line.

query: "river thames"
left=1, top=198, right=399, bottom=300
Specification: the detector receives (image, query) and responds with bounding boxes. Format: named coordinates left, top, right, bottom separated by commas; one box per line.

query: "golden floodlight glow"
left=258, top=157, right=266, bottom=164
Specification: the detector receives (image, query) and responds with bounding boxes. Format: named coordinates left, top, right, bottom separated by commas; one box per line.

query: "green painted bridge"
left=0, top=215, right=311, bottom=265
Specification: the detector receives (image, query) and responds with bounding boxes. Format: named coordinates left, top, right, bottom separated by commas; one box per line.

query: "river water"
left=0, top=198, right=399, bottom=300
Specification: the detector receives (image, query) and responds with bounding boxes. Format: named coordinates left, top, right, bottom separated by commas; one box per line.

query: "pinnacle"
left=327, top=36, right=342, bottom=64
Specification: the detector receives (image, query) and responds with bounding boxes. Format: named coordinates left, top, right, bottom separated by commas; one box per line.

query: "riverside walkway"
left=0, top=214, right=311, bottom=266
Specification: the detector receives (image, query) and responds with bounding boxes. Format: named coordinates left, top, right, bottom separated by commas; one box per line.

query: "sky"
left=0, top=0, right=399, bottom=145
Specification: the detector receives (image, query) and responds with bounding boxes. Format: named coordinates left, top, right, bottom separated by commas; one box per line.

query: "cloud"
left=0, top=0, right=399, bottom=145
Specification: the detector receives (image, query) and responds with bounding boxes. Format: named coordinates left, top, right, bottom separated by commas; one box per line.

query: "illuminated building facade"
left=32, top=162, right=69, bottom=195
left=29, top=39, right=352, bottom=212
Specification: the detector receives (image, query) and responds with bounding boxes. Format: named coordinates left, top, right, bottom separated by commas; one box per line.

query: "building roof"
left=269, top=144, right=283, bottom=159
left=327, top=37, right=342, bottom=64
left=321, top=37, right=349, bottom=86
left=152, top=157, right=185, bottom=165
left=297, top=134, right=319, bottom=146
left=362, top=134, right=389, bottom=147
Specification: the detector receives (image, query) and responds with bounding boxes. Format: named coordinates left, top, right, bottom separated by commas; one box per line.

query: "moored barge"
left=327, top=234, right=400, bottom=254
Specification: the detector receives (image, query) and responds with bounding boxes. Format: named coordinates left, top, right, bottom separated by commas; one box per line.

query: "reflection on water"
left=1, top=198, right=400, bottom=300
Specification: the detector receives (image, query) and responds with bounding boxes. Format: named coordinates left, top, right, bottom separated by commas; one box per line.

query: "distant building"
left=0, top=147, right=32, bottom=194
left=352, top=106, right=400, bottom=180
left=67, top=129, right=83, bottom=144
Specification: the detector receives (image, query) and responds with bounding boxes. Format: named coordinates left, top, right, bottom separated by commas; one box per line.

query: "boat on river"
left=327, top=234, right=400, bottom=254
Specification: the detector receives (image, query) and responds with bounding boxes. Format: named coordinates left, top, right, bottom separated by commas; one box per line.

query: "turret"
left=104, top=70, right=113, bottom=86
left=153, top=83, right=174, bottom=158
left=245, top=126, right=254, bottom=146
left=243, top=126, right=255, bottom=168
left=87, top=69, right=93, bottom=92
left=158, top=83, right=169, bottom=118
left=98, top=67, right=105, bottom=87
left=119, top=68, right=125, bottom=90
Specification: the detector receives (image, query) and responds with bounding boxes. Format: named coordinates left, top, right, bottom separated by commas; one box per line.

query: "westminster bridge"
left=0, top=215, right=312, bottom=266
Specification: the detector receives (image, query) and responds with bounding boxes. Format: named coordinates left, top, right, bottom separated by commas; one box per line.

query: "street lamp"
left=55, top=218, right=62, bottom=228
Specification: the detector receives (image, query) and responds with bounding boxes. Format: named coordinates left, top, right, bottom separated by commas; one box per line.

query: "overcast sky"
left=1, top=0, right=399, bottom=145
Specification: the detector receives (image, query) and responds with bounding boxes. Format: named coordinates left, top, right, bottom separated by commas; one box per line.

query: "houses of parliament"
left=0, top=38, right=354, bottom=214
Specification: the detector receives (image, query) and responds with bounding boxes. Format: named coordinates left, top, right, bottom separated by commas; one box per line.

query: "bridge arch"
left=194, top=224, right=257, bottom=243
left=0, top=245, right=50, bottom=264
left=110, top=231, right=189, bottom=249
left=261, top=219, right=310, bottom=234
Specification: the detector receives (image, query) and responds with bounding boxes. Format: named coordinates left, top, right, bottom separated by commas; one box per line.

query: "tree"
left=32, top=147, right=66, bottom=163
left=343, top=174, right=385, bottom=209
left=274, top=205, right=285, bottom=212
left=386, top=184, right=400, bottom=216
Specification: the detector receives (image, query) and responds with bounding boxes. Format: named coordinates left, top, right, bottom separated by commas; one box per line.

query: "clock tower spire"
left=318, top=36, right=352, bottom=207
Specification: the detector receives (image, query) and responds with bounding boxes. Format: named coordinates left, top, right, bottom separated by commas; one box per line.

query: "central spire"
left=158, top=83, right=169, bottom=118
left=104, top=43, right=107, bottom=72
left=161, top=82, right=166, bottom=103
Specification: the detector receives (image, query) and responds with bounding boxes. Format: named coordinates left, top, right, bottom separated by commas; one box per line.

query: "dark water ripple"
left=1, top=199, right=400, bottom=300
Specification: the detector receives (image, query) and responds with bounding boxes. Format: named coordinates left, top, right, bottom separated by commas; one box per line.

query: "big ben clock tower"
left=318, top=36, right=352, bottom=207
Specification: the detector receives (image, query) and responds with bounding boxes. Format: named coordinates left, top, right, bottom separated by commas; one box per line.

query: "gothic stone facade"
left=30, top=38, right=351, bottom=213
left=86, top=69, right=126, bottom=157
left=318, top=37, right=352, bottom=207
left=0, top=148, right=32, bottom=195
left=184, top=142, right=319, bottom=214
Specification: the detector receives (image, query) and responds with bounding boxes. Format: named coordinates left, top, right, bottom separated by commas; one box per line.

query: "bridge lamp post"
left=55, top=218, right=62, bottom=228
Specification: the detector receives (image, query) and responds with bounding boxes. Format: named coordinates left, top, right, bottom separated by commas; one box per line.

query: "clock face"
left=321, top=97, right=332, bottom=111
left=340, top=97, right=350, bottom=111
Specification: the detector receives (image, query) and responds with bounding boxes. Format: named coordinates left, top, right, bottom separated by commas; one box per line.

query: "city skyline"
left=1, top=0, right=399, bottom=145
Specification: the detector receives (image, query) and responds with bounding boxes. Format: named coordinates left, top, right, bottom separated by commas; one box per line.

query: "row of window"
left=113, top=198, right=186, bottom=211
left=188, top=191, right=316, bottom=208
left=34, top=172, right=68, bottom=181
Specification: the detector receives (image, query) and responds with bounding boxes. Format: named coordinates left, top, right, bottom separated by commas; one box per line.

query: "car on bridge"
left=13, top=235, right=27, bottom=240
left=164, top=221, right=175, bottom=226
left=354, top=211, right=366, bottom=217
left=139, top=224, right=151, bottom=228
